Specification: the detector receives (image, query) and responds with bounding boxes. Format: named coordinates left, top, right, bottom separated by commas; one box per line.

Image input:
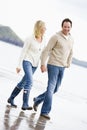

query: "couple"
left=7, top=18, right=74, bottom=120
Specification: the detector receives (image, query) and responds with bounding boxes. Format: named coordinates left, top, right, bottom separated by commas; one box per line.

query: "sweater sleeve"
left=17, top=37, right=31, bottom=68
left=41, top=35, right=57, bottom=65
left=67, top=49, right=73, bottom=67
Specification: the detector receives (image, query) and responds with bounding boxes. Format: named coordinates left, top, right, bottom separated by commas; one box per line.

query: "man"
left=33, top=18, right=74, bottom=120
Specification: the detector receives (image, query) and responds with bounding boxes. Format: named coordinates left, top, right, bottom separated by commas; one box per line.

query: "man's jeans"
left=34, top=64, right=65, bottom=115
left=17, top=60, right=37, bottom=90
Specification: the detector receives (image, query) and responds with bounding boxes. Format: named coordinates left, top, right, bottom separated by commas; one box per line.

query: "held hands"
left=40, top=65, right=47, bottom=73
left=16, top=67, right=21, bottom=73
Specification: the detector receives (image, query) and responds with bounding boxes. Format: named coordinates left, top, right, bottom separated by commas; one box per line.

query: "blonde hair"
left=34, top=20, right=45, bottom=38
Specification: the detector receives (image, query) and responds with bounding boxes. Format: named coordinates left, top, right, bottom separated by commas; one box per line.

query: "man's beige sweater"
left=41, top=31, right=74, bottom=68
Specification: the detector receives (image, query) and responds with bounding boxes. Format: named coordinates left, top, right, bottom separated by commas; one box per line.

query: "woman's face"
left=40, top=26, right=46, bottom=35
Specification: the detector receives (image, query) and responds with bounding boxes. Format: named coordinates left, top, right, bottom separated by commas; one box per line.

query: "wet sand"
left=0, top=68, right=87, bottom=130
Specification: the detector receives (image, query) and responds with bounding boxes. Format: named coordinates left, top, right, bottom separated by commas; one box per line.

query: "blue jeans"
left=34, top=64, right=65, bottom=115
left=17, top=60, right=37, bottom=90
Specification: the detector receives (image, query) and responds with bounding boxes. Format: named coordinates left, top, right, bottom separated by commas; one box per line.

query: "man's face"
left=62, top=22, right=72, bottom=35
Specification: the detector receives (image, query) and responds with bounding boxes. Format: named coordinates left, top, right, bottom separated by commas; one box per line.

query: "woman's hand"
left=16, top=67, right=21, bottom=73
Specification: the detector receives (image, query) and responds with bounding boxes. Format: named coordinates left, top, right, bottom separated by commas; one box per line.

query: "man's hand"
left=40, top=65, right=47, bottom=73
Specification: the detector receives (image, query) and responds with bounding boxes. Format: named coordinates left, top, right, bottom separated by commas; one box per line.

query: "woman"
left=7, top=20, right=46, bottom=110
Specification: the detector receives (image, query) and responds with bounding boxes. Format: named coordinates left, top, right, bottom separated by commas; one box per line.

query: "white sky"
left=0, top=0, right=87, bottom=60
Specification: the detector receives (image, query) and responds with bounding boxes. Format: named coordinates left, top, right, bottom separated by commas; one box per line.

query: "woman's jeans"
left=34, top=64, right=65, bottom=115
left=17, top=60, right=37, bottom=90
